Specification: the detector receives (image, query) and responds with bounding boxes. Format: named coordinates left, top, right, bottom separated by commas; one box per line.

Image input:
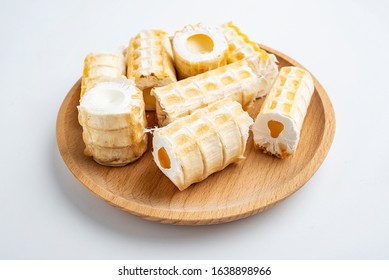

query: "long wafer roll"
left=252, top=67, right=314, bottom=158
left=152, top=59, right=261, bottom=126
left=127, top=30, right=177, bottom=111
left=152, top=99, right=253, bottom=191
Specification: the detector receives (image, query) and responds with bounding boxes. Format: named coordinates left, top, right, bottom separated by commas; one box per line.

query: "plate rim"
left=56, top=45, right=336, bottom=225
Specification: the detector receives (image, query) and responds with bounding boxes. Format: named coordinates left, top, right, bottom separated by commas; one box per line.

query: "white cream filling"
left=79, top=81, right=139, bottom=115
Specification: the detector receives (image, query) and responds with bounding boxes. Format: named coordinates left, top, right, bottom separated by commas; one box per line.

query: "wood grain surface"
left=56, top=46, right=336, bottom=225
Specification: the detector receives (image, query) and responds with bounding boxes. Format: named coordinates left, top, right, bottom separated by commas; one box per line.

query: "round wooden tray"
left=56, top=46, right=335, bottom=225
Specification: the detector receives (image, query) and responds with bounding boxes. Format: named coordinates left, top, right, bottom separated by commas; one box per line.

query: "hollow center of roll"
left=268, top=120, right=284, bottom=138
left=142, top=87, right=156, bottom=109
left=186, top=34, right=214, bottom=54
left=90, top=89, right=125, bottom=111
left=158, top=147, right=171, bottom=169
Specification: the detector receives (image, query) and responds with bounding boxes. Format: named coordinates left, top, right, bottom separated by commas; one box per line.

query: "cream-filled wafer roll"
left=152, top=59, right=263, bottom=126
left=78, top=79, right=148, bottom=166
left=80, top=52, right=126, bottom=99
left=172, top=23, right=228, bottom=79
left=152, top=99, right=253, bottom=191
left=218, top=22, right=278, bottom=98
left=127, top=30, right=177, bottom=111
left=252, top=67, right=314, bottom=158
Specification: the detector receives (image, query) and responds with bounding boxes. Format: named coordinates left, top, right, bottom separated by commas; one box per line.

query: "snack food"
left=152, top=59, right=263, bottom=126
left=76, top=23, right=316, bottom=189
left=152, top=99, right=253, bottom=190
left=80, top=52, right=126, bottom=99
left=78, top=79, right=148, bottom=166
left=172, top=23, right=228, bottom=79
left=126, top=30, right=177, bottom=111
left=218, top=22, right=278, bottom=98
left=252, top=66, right=314, bottom=158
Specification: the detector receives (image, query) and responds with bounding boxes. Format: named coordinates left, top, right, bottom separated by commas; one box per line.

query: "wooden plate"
left=56, top=46, right=336, bottom=225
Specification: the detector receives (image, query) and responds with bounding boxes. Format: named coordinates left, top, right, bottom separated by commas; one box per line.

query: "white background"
left=1, top=0, right=388, bottom=259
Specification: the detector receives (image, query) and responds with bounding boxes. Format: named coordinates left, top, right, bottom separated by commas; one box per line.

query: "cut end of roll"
left=152, top=135, right=185, bottom=190
left=253, top=113, right=298, bottom=159
left=172, top=23, right=228, bottom=79
left=79, top=79, right=142, bottom=115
